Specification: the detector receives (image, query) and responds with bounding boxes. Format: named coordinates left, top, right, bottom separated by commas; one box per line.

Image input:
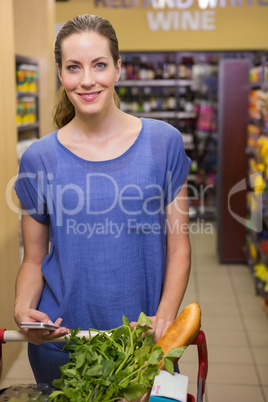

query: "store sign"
left=94, top=0, right=267, bottom=31
left=145, top=10, right=215, bottom=30
left=95, top=0, right=268, bottom=8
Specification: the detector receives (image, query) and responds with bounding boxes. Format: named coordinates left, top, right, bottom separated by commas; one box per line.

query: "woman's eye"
left=67, top=65, right=80, bottom=71
left=95, top=62, right=106, bottom=69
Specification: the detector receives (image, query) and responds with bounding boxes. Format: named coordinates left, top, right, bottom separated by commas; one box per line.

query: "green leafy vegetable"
left=163, top=347, right=187, bottom=374
left=49, top=314, right=186, bottom=402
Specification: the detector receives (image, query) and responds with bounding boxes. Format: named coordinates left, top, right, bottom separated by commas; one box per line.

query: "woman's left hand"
left=130, top=316, right=173, bottom=342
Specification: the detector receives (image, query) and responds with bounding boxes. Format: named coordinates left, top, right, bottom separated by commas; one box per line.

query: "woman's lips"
left=78, top=91, right=102, bottom=102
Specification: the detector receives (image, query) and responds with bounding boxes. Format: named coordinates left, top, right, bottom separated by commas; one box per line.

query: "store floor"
left=0, top=222, right=268, bottom=401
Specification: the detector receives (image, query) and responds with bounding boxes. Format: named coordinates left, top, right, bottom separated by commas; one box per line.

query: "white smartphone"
left=20, top=322, right=60, bottom=330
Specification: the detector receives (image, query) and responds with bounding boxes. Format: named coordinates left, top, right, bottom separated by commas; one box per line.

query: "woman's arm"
left=14, top=208, right=69, bottom=344
left=14, top=210, right=48, bottom=318
left=153, top=179, right=191, bottom=340
left=130, top=179, right=191, bottom=341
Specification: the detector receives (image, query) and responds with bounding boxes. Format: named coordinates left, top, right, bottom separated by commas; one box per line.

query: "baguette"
left=155, top=302, right=201, bottom=370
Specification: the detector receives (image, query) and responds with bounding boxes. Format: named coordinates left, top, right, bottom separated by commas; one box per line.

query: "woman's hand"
left=15, top=308, right=70, bottom=345
left=14, top=212, right=70, bottom=345
left=130, top=316, right=173, bottom=342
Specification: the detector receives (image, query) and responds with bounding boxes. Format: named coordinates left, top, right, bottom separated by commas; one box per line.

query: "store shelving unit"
left=15, top=55, right=39, bottom=143
left=188, top=58, right=218, bottom=220
left=245, top=53, right=268, bottom=313
left=116, top=51, right=221, bottom=220
left=15, top=55, right=40, bottom=262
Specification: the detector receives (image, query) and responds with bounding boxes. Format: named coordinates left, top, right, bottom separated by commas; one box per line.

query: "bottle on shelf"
left=178, top=86, right=187, bottom=111
left=155, top=62, right=163, bottom=80
left=178, top=119, right=187, bottom=134
left=163, top=55, right=170, bottom=80
left=130, top=87, right=139, bottom=113
left=149, top=88, right=157, bottom=112
left=133, top=56, right=141, bottom=80
left=117, top=86, right=127, bottom=112
left=120, top=59, right=127, bottom=81
left=264, top=63, right=268, bottom=84
left=178, top=56, right=194, bottom=80
left=126, top=55, right=134, bottom=80
left=178, top=59, right=187, bottom=79
left=147, top=63, right=155, bottom=80
left=143, top=87, right=152, bottom=113
left=137, top=88, right=144, bottom=113
left=184, top=87, right=194, bottom=113
left=139, top=55, right=148, bottom=80
left=167, top=87, right=176, bottom=111
left=161, top=88, right=169, bottom=112
left=168, top=54, right=176, bottom=79
left=185, top=57, right=194, bottom=80
left=155, top=87, right=163, bottom=111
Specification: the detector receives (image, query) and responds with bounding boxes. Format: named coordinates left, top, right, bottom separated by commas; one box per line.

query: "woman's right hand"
left=15, top=308, right=70, bottom=345
left=14, top=212, right=70, bottom=345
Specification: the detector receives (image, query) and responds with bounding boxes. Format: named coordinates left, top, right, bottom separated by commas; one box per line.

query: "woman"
left=14, top=14, right=191, bottom=384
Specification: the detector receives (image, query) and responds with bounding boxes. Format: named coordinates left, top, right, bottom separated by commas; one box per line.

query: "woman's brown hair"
left=53, top=14, right=121, bottom=128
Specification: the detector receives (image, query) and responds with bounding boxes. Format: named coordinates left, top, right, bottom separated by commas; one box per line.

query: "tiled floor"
left=0, top=223, right=267, bottom=401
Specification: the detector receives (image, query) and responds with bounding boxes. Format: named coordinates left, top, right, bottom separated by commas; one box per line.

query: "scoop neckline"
left=55, top=117, right=144, bottom=164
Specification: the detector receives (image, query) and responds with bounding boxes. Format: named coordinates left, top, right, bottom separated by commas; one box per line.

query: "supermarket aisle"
left=0, top=222, right=267, bottom=401
left=181, top=222, right=268, bottom=402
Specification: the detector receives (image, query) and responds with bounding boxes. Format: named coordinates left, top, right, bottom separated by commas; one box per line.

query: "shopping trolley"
left=0, top=328, right=208, bottom=402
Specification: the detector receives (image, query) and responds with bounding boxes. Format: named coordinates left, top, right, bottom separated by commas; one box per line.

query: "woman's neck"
left=67, top=105, right=124, bottom=140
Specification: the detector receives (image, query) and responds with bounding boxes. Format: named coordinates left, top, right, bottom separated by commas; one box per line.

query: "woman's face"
left=58, top=31, right=121, bottom=118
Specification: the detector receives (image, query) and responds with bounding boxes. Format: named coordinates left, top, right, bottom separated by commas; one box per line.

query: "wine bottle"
left=167, top=87, right=176, bottom=111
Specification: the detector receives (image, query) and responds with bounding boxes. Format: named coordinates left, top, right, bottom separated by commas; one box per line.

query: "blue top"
left=15, top=118, right=191, bottom=331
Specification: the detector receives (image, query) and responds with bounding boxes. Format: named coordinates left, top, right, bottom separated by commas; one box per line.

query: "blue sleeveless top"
left=15, top=118, right=191, bottom=331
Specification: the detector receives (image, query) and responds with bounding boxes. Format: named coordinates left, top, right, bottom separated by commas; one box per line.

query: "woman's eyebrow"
left=65, top=59, right=81, bottom=65
left=92, top=56, right=109, bottom=62
left=65, top=56, right=109, bottom=65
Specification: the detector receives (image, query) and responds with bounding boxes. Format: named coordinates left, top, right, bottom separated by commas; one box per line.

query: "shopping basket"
left=0, top=329, right=208, bottom=402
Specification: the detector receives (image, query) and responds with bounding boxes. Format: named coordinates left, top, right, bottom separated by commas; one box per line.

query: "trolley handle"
left=0, top=328, right=95, bottom=380
left=0, top=329, right=95, bottom=343
left=191, top=330, right=208, bottom=400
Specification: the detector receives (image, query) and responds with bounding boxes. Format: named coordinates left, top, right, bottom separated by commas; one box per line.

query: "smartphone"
left=20, top=322, right=60, bottom=330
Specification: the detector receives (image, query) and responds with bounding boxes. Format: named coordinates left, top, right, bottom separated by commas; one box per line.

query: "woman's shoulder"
left=143, top=117, right=180, bottom=134
left=21, top=131, right=57, bottom=161
left=142, top=118, right=183, bottom=145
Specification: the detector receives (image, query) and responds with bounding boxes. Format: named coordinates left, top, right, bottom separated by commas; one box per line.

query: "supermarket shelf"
left=17, top=122, right=39, bottom=132
left=116, top=79, right=193, bottom=87
left=15, top=54, right=38, bottom=65
left=184, top=144, right=195, bottom=150
left=117, top=79, right=176, bottom=87
left=177, top=112, right=196, bottom=119
left=195, top=99, right=218, bottom=108
left=246, top=57, right=268, bottom=311
left=250, top=81, right=263, bottom=89
left=250, top=82, right=268, bottom=90
left=130, top=111, right=177, bottom=118
left=189, top=205, right=216, bottom=221
left=196, top=130, right=218, bottom=138
left=188, top=174, right=197, bottom=181
left=128, top=112, right=197, bottom=119
left=130, top=111, right=196, bottom=119
left=17, top=91, right=38, bottom=98
left=178, top=79, right=193, bottom=86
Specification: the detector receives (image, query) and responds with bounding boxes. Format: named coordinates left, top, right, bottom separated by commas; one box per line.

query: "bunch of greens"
left=49, top=313, right=186, bottom=402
